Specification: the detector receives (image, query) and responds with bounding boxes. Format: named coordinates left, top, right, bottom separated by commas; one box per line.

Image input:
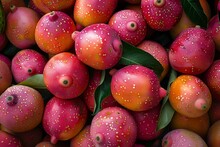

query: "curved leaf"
left=99, top=70, right=106, bottom=85
left=157, top=69, right=177, bottom=131
left=181, top=0, right=208, bottom=28
left=93, top=70, right=111, bottom=115
left=119, top=41, right=164, bottom=78
left=18, top=74, right=47, bottom=89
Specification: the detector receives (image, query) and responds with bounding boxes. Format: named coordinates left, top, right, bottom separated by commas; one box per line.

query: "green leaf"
left=119, top=41, right=164, bottom=78
left=93, top=70, right=111, bottom=115
left=180, top=0, right=208, bottom=28
left=18, top=74, right=47, bottom=89
left=99, top=70, right=106, bottom=85
left=157, top=69, right=177, bottom=131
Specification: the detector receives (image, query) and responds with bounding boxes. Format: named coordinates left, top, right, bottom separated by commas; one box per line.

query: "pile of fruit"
left=0, top=0, right=219, bottom=146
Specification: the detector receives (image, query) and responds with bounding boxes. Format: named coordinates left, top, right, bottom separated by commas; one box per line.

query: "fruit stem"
left=162, top=136, right=172, bottom=147
left=71, top=31, right=80, bottom=41
left=194, top=98, right=208, bottom=111
left=27, top=68, right=35, bottom=75
left=59, top=75, right=72, bottom=87
left=126, top=21, right=137, bottom=32
left=195, top=25, right=201, bottom=28
left=49, top=11, right=58, bottom=21
left=95, top=133, right=104, bottom=144
left=112, top=39, right=122, bottom=53
left=6, top=95, right=18, bottom=106
left=10, top=5, right=17, bottom=13
left=159, top=87, right=167, bottom=98
left=154, top=0, right=166, bottom=7
left=50, top=136, right=58, bottom=144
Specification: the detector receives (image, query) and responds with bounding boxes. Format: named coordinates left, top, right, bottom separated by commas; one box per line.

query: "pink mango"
left=11, top=49, right=47, bottom=83
left=42, top=97, right=88, bottom=144
left=109, top=9, right=147, bottom=46
left=90, top=106, right=137, bottom=147
left=35, top=11, right=76, bottom=55
left=141, top=0, right=182, bottom=31
left=0, top=85, right=44, bottom=133
left=72, top=23, right=123, bottom=70
left=43, top=52, right=89, bottom=99
left=6, top=6, right=40, bottom=49
left=111, top=65, right=166, bottom=111
left=169, top=26, right=215, bottom=75
left=74, top=0, right=118, bottom=27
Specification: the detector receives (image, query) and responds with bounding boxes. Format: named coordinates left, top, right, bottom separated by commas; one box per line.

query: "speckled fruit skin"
left=72, top=23, right=123, bottom=70
left=203, top=60, right=220, bottom=101
left=70, top=125, right=94, bottom=147
left=0, top=130, right=22, bottom=147
left=108, top=9, right=147, bottom=46
left=162, top=129, right=208, bottom=147
left=6, top=6, right=40, bottom=49
left=132, top=104, right=163, bottom=141
left=43, top=52, right=89, bottom=99
left=169, top=27, right=215, bottom=75
left=0, top=61, right=12, bottom=94
left=35, top=11, right=76, bottom=55
left=169, top=75, right=212, bottom=118
left=0, top=85, right=44, bottom=133
left=207, top=15, right=220, bottom=52
left=83, top=69, right=119, bottom=112
left=90, top=106, right=137, bottom=147
left=11, top=49, right=47, bottom=83
left=111, top=65, right=166, bottom=111
left=137, top=40, right=169, bottom=81
left=74, top=0, right=118, bottom=27
left=141, top=0, right=182, bottom=31
left=42, top=97, right=88, bottom=144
